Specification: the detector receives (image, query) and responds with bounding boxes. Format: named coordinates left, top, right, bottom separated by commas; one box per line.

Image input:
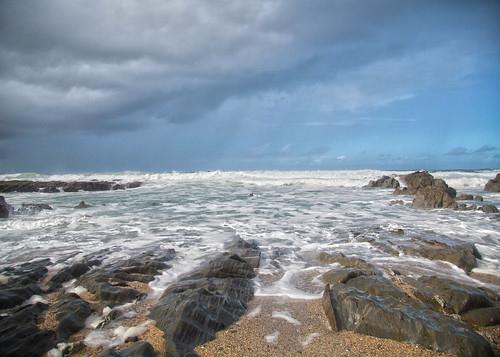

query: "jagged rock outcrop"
left=400, top=171, right=435, bottom=194
left=413, top=178, right=457, bottom=209
left=484, top=173, right=500, bottom=192
left=0, top=195, right=10, bottom=218
left=0, top=180, right=142, bottom=193
left=322, top=279, right=495, bottom=357
left=364, top=176, right=400, bottom=189
left=149, top=237, right=259, bottom=357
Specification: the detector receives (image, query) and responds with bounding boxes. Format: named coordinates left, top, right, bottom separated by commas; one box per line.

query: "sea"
left=1, top=170, right=499, bottom=300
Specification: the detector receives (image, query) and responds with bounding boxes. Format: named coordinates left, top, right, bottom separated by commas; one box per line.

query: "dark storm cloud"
left=1, top=0, right=499, bottom=141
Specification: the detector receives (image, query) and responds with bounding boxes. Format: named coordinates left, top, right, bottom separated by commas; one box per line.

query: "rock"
left=480, top=204, right=499, bottom=214
left=400, top=240, right=480, bottom=272
left=461, top=307, right=500, bottom=327
left=0, top=180, right=43, bottom=193
left=74, top=201, right=91, bottom=209
left=0, top=180, right=141, bottom=193
left=150, top=239, right=258, bottom=357
left=0, top=303, right=56, bottom=357
left=63, top=181, right=112, bottom=192
left=0, top=195, right=10, bottom=218
left=320, top=268, right=377, bottom=284
left=344, top=275, right=409, bottom=301
left=100, top=341, right=156, bottom=357
left=393, top=187, right=410, bottom=195
left=484, top=173, right=500, bottom=192
left=224, top=237, right=261, bottom=268
left=17, top=203, right=53, bottom=214
left=322, top=283, right=494, bottom=357
left=412, top=276, right=492, bottom=314
left=54, top=294, right=93, bottom=340
left=126, top=181, right=142, bottom=189
left=413, top=179, right=457, bottom=209
left=316, top=252, right=374, bottom=270
left=364, top=176, right=400, bottom=189
left=48, top=262, right=95, bottom=291
left=474, top=195, right=484, bottom=201
left=41, top=186, right=60, bottom=193
left=389, top=200, right=404, bottom=205
left=401, top=171, right=435, bottom=194
left=0, top=284, right=42, bottom=309
left=457, top=194, right=474, bottom=201
left=112, top=184, right=126, bottom=190
left=457, top=203, right=478, bottom=211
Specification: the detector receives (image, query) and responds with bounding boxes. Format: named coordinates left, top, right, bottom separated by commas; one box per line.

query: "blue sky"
left=0, top=0, right=499, bottom=172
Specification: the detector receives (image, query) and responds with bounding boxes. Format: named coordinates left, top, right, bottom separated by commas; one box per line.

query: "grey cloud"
left=446, top=147, right=469, bottom=156
left=474, top=145, right=497, bottom=153
left=1, top=0, right=499, bottom=141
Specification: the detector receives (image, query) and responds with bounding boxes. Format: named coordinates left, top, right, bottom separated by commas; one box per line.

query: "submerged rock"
left=364, top=176, right=400, bottom=189
left=480, top=204, right=499, bottom=214
left=322, top=283, right=494, bottom=357
left=17, top=203, right=53, bottom=214
left=74, top=201, right=91, bottom=209
left=0, top=303, right=56, bottom=357
left=484, top=173, right=500, bottom=192
left=150, top=238, right=259, bottom=356
left=0, top=195, right=10, bottom=218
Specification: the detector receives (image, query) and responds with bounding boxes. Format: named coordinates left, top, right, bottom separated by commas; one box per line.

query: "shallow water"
left=1, top=170, right=499, bottom=298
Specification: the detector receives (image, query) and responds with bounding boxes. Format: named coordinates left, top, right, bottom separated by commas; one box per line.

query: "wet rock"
left=0, top=303, right=56, bottom=357
left=474, top=195, right=484, bottom=201
left=400, top=240, right=480, bottom=272
left=322, top=283, right=494, bottom=357
left=112, top=183, right=126, bottom=190
left=150, top=239, right=258, bottom=357
left=0, top=180, right=141, bottom=193
left=0, top=284, right=42, bottom=309
left=401, top=171, right=435, bottom=194
left=54, top=294, right=93, bottom=340
left=389, top=199, right=405, bottom=205
left=480, top=204, right=499, bottom=214
left=457, top=194, right=474, bottom=201
left=320, top=267, right=377, bottom=284
left=461, top=307, right=500, bottom=327
left=41, top=186, right=60, bottom=193
left=393, top=187, right=410, bottom=195
left=0, top=195, right=10, bottom=218
left=364, top=176, right=400, bottom=189
left=316, top=252, right=374, bottom=270
left=17, top=203, right=53, bottom=214
left=126, top=181, right=142, bottom=189
left=48, top=262, right=96, bottom=291
left=100, top=341, right=156, bottom=357
left=224, top=237, right=261, bottom=268
left=457, top=203, right=478, bottom=211
left=0, top=180, right=45, bottom=193
left=345, top=275, right=409, bottom=301
left=63, top=181, right=113, bottom=192
left=413, top=179, right=457, bottom=209
left=74, top=201, right=91, bottom=209
left=413, top=276, right=493, bottom=314
left=484, top=173, right=500, bottom=192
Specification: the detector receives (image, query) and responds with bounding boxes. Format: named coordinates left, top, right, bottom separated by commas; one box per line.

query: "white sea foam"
left=301, top=332, right=321, bottom=346
left=271, top=311, right=302, bottom=325
left=265, top=330, right=280, bottom=344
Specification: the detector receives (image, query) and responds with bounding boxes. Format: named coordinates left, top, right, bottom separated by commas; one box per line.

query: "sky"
left=0, top=0, right=499, bottom=173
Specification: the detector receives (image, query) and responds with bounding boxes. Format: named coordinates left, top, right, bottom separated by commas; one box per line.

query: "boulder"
left=0, top=303, right=56, bottom=357
left=316, top=252, right=374, bottom=270
left=393, top=187, right=410, bottom=195
left=112, top=184, right=126, bottom=190
left=480, top=204, right=499, bottom=214
left=322, top=283, right=494, bottom=357
left=150, top=239, right=258, bottom=357
left=0, top=195, right=10, bottom=218
left=63, top=181, right=112, bottom=192
left=126, top=181, right=142, bottom=189
left=74, top=201, right=91, bottom=209
left=321, top=267, right=377, bottom=284
left=364, top=176, right=400, bottom=189
left=401, top=171, right=435, bottom=194
left=413, top=179, right=457, bottom=209
left=54, top=294, right=93, bottom=340
left=412, top=276, right=492, bottom=314
left=461, top=307, right=500, bottom=327
left=456, top=194, right=474, bottom=201
left=48, top=262, right=96, bottom=291
left=484, top=173, right=500, bottom=192
left=400, top=240, right=480, bottom=272
left=474, top=195, right=484, bottom=201
left=17, top=203, right=53, bottom=214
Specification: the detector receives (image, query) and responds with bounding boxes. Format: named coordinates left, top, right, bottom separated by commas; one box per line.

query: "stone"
left=150, top=239, right=258, bottom=357
left=41, top=186, right=60, bottom=193
left=316, top=252, right=374, bottom=270
left=456, top=194, right=474, bottom=201
left=413, top=276, right=493, bottom=314
left=74, top=201, right=91, bottom=209
left=364, top=176, right=400, bottom=189
left=112, top=184, right=126, bottom=190
left=413, top=179, right=457, bottom=209
left=320, top=267, right=377, bottom=284
left=480, top=204, right=499, bottom=214
left=0, top=303, right=56, bottom=357
left=484, top=173, right=500, bottom=192
left=126, top=181, right=142, bottom=189
left=401, top=171, right=435, bottom=194
left=461, top=307, right=500, bottom=327
left=474, top=195, right=484, bottom=201
left=17, top=203, right=53, bottom=214
left=100, top=341, right=156, bottom=357
left=322, top=284, right=494, bottom=357
left=48, top=262, right=95, bottom=291
left=54, top=294, right=93, bottom=340
left=0, top=195, right=10, bottom=218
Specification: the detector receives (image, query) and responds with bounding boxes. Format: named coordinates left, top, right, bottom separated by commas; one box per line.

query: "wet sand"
left=195, top=296, right=453, bottom=357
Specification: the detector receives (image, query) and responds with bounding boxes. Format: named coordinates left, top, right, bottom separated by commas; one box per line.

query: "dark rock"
left=40, top=186, right=60, bottom=193
left=17, top=203, right=53, bottom=214
left=100, top=341, right=156, bottom=357
left=0, top=303, right=56, bottom=357
left=474, top=195, right=484, bottom=201
left=412, top=276, right=492, bottom=314
left=413, top=179, right=457, bottom=209
left=484, top=173, right=500, bottom=192
left=461, top=307, right=500, bottom=327
left=457, top=194, right=474, bottom=201
left=112, top=184, right=126, bottom=190
left=0, top=195, right=10, bottom=218
left=400, top=240, right=480, bottom=272
left=316, top=252, right=374, bottom=270
left=150, top=239, right=258, bottom=357
left=74, top=201, right=91, bottom=209
left=456, top=203, right=478, bottom=211
left=322, top=284, right=494, bottom=357
left=345, top=275, right=409, bottom=301
left=126, top=181, right=142, bottom=189
left=224, top=237, right=261, bottom=268
left=480, top=204, right=499, bottom=214
left=364, top=176, right=400, bottom=189
left=0, top=180, right=141, bottom=193
left=63, top=181, right=112, bottom=192
left=321, top=267, right=378, bottom=284
left=0, top=284, right=42, bottom=309
left=0, top=180, right=43, bottom=193
left=393, top=187, right=410, bottom=195
left=54, top=294, right=93, bottom=340
left=48, top=262, right=95, bottom=291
